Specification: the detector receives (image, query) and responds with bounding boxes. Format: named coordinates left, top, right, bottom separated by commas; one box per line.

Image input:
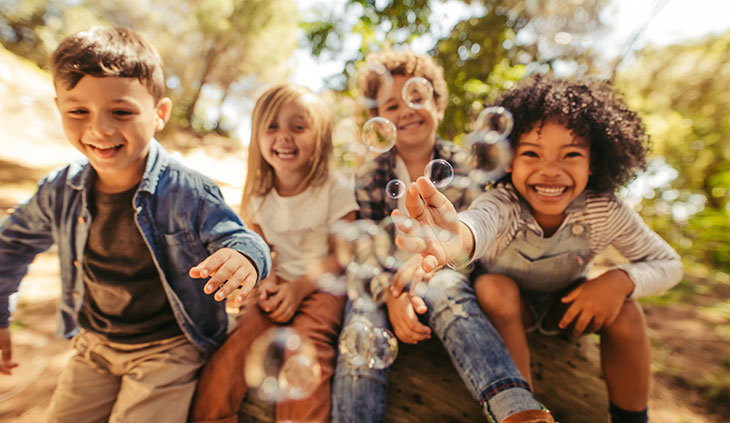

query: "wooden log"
left=237, top=332, right=609, bottom=422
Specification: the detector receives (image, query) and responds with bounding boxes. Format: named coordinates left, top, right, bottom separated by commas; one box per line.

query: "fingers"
left=259, top=289, right=284, bottom=313
left=558, top=300, right=579, bottom=331
left=415, top=177, right=458, bottom=228
left=410, top=295, right=428, bottom=314
left=193, top=250, right=259, bottom=302
left=571, top=311, right=594, bottom=336
left=0, top=330, right=17, bottom=375
left=268, top=302, right=295, bottom=323
left=404, top=182, right=429, bottom=224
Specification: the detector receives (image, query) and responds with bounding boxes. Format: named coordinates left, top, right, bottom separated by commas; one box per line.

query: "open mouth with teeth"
left=398, top=120, right=423, bottom=131
left=89, top=144, right=124, bottom=158
left=531, top=184, right=568, bottom=197
left=273, top=146, right=298, bottom=160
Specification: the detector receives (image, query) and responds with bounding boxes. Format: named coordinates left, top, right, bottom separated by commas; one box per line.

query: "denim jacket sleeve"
left=0, top=174, right=57, bottom=327
left=195, top=182, right=271, bottom=282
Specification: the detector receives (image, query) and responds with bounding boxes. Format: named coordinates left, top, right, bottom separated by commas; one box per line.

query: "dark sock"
left=609, top=402, right=648, bottom=423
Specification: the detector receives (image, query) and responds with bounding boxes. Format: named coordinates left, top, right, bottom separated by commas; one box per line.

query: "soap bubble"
left=385, top=179, right=406, bottom=199
left=464, top=106, right=515, bottom=185
left=245, top=327, right=321, bottom=402
left=362, top=117, right=397, bottom=153
left=475, top=106, right=513, bottom=144
left=401, top=76, right=433, bottom=109
left=338, top=317, right=398, bottom=369
left=356, top=63, right=393, bottom=109
left=424, top=159, right=454, bottom=188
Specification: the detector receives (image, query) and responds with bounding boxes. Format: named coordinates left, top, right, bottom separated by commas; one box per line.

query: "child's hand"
left=392, top=177, right=464, bottom=273
left=385, top=291, right=430, bottom=344
left=391, top=254, right=433, bottom=297
left=190, top=248, right=258, bottom=302
left=558, top=270, right=636, bottom=336
left=0, top=327, right=18, bottom=375
left=258, top=281, right=306, bottom=323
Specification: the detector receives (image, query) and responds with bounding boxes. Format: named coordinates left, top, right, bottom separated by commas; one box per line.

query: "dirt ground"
left=1, top=47, right=729, bottom=423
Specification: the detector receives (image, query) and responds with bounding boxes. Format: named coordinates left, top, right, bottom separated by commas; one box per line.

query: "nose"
left=539, top=158, right=562, bottom=177
left=90, top=113, right=115, bottom=137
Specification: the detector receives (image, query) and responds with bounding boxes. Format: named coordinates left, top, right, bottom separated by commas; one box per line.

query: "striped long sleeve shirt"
left=460, top=183, right=683, bottom=298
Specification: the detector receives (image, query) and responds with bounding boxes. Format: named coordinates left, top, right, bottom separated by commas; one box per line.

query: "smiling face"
left=509, top=119, right=591, bottom=232
left=259, top=99, right=317, bottom=187
left=376, top=74, right=444, bottom=150
left=55, top=76, right=171, bottom=193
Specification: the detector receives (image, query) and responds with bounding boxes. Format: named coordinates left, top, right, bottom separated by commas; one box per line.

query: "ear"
left=436, top=107, right=445, bottom=125
left=154, top=97, right=173, bottom=132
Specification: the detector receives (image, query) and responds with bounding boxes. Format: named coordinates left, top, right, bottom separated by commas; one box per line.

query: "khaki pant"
left=47, top=331, right=204, bottom=423
left=189, top=290, right=346, bottom=423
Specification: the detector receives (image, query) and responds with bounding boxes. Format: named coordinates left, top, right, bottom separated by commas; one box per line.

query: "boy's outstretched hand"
left=392, top=177, right=469, bottom=273
left=0, top=327, right=18, bottom=375
left=558, top=269, right=636, bottom=336
left=190, top=248, right=259, bottom=302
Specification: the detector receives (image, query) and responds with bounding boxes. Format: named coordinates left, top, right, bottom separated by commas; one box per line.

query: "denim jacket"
left=0, top=140, right=271, bottom=355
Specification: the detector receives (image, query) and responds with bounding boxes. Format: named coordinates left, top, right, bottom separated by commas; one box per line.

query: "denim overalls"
left=488, top=196, right=591, bottom=334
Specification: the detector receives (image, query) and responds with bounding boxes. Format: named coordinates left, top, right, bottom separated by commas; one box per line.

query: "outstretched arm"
left=392, top=177, right=474, bottom=273
left=190, top=248, right=259, bottom=302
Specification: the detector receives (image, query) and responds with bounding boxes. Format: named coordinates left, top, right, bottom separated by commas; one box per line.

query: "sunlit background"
left=0, top=0, right=729, bottom=421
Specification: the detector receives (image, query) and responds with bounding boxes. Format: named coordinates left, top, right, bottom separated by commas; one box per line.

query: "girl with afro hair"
left=392, top=74, right=682, bottom=423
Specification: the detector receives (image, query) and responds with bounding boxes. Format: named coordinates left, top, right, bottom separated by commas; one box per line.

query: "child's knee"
left=474, top=274, right=521, bottom=315
left=604, top=300, right=646, bottom=341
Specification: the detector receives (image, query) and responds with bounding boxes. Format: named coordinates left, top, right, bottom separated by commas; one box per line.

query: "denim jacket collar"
left=65, top=139, right=168, bottom=197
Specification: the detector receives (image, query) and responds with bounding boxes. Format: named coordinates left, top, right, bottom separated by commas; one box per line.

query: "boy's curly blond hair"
left=358, top=49, right=448, bottom=116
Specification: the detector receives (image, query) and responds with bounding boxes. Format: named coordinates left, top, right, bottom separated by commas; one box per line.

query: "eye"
left=520, top=150, right=539, bottom=158
left=112, top=109, right=134, bottom=117
left=565, top=151, right=584, bottom=159
left=67, top=109, right=88, bottom=116
left=267, top=123, right=278, bottom=131
left=385, top=104, right=398, bottom=111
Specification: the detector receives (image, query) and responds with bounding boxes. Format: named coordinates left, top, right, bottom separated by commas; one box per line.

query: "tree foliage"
left=303, top=0, right=609, bottom=141
left=0, top=0, right=298, bottom=135
left=617, top=31, right=730, bottom=274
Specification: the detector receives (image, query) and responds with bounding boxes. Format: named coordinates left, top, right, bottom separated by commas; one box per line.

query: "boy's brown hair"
left=358, top=49, right=448, bottom=116
left=51, top=27, right=166, bottom=101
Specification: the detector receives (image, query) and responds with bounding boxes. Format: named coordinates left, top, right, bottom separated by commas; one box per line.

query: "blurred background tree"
left=0, top=0, right=298, bottom=135
left=0, top=0, right=728, bottom=277
left=617, top=31, right=730, bottom=276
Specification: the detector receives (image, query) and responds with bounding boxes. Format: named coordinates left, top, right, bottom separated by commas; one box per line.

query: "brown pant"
left=189, top=290, right=346, bottom=423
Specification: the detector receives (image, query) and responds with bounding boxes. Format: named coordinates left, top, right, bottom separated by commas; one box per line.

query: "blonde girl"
left=190, top=84, right=358, bottom=423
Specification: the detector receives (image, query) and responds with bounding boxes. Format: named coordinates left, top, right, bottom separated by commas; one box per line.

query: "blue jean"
left=331, top=269, right=541, bottom=423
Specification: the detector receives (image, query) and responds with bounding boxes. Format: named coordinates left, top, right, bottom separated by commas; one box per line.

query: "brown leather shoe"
left=501, top=409, right=556, bottom=423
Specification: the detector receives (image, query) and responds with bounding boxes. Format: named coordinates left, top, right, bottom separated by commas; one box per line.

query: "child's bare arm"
left=0, top=327, right=18, bottom=375
left=558, top=269, right=636, bottom=335
left=190, top=248, right=259, bottom=302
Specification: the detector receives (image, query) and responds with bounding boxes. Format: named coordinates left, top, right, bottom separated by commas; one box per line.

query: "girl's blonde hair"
left=241, top=83, right=333, bottom=221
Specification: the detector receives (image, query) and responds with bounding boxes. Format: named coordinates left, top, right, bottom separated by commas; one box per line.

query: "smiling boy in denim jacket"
left=0, top=27, right=270, bottom=422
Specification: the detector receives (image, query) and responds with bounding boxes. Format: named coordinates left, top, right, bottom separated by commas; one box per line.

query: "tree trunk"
left=236, top=333, right=608, bottom=422
left=185, top=40, right=222, bottom=125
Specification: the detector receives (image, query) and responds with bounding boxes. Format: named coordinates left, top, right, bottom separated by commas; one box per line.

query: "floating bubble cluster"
left=245, top=327, right=321, bottom=403
left=463, top=106, right=515, bottom=185
left=339, top=316, right=398, bottom=369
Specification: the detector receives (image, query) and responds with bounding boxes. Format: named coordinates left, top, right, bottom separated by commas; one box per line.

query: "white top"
left=248, top=172, right=359, bottom=281
left=459, top=183, right=683, bottom=299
